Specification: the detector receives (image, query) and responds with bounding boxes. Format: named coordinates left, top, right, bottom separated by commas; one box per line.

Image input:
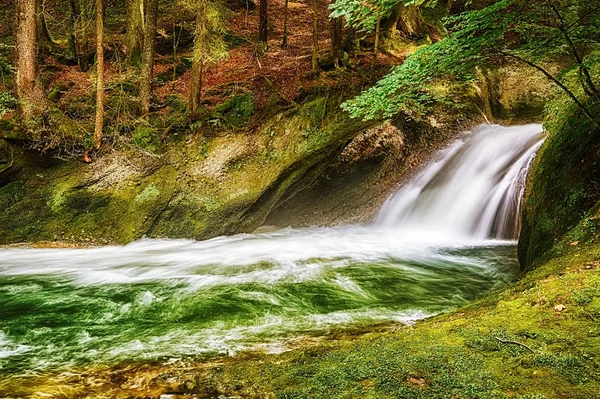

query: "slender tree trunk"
left=259, top=0, right=268, bottom=43
left=14, top=0, right=48, bottom=128
left=37, top=0, right=56, bottom=53
left=94, top=0, right=104, bottom=149
left=140, top=0, right=158, bottom=116
left=311, top=0, right=319, bottom=74
left=282, top=0, right=289, bottom=48
left=70, top=0, right=92, bottom=72
left=126, top=0, right=144, bottom=65
left=372, top=14, right=381, bottom=66
left=68, top=0, right=78, bottom=60
left=189, top=2, right=206, bottom=121
left=330, top=16, right=343, bottom=68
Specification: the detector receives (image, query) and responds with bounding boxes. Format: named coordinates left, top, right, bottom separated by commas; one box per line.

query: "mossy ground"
left=3, top=242, right=599, bottom=399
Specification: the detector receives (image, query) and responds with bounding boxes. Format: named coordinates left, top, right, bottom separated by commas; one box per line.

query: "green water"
left=0, top=227, right=519, bottom=376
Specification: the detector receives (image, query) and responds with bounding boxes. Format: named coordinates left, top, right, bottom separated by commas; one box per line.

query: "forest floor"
left=2, top=243, right=600, bottom=398
left=29, top=0, right=405, bottom=118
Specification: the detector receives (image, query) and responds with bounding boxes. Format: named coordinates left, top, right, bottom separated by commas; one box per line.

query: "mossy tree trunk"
left=396, top=4, right=428, bottom=39
left=140, top=0, right=159, bottom=116
left=126, top=0, right=144, bottom=65
left=94, top=0, right=104, bottom=149
left=14, top=0, right=48, bottom=131
left=189, top=0, right=206, bottom=121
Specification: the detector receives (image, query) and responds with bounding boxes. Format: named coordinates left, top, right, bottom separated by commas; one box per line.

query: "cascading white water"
left=0, top=124, right=544, bottom=377
left=376, top=124, right=545, bottom=239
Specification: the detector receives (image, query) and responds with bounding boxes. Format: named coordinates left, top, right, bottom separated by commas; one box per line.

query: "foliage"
left=329, top=0, right=438, bottom=34
left=343, top=0, right=600, bottom=121
left=182, top=0, right=230, bottom=66
left=0, top=91, right=16, bottom=118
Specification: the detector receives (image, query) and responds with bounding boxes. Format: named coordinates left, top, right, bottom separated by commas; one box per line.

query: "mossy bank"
left=0, top=88, right=479, bottom=246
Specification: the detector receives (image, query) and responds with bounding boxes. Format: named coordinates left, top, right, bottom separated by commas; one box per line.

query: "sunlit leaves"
left=343, top=0, right=600, bottom=121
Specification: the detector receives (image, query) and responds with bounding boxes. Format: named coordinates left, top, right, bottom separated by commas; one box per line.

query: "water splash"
left=0, top=124, right=543, bottom=376
left=376, top=124, right=544, bottom=239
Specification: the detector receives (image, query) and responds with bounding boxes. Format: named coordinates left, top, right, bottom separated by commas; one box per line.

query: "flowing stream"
left=0, top=124, right=544, bottom=376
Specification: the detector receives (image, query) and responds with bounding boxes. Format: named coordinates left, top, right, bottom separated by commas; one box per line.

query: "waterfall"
left=376, top=124, right=545, bottom=240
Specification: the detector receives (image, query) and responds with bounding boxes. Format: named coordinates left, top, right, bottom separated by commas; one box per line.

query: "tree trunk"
left=343, top=27, right=360, bottom=53
left=68, top=0, right=78, bottom=61
left=380, top=2, right=403, bottom=37
left=259, top=0, right=268, bottom=43
left=372, top=14, right=380, bottom=66
left=14, top=0, right=48, bottom=128
left=37, top=0, right=56, bottom=54
left=397, top=4, right=427, bottom=39
left=140, top=0, right=158, bottom=116
left=189, top=2, right=206, bottom=121
left=330, top=15, right=343, bottom=68
left=94, top=0, right=104, bottom=149
left=282, top=0, right=289, bottom=48
left=126, top=0, right=144, bottom=65
left=70, top=0, right=93, bottom=72
left=311, top=0, right=319, bottom=74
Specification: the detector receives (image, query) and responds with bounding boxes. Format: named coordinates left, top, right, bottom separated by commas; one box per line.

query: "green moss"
left=132, top=124, right=162, bottom=153
left=135, top=184, right=160, bottom=204
left=212, top=93, right=255, bottom=127
left=113, top=246, right=600, bottom=398
left=518, top=98, right=600, bottom=269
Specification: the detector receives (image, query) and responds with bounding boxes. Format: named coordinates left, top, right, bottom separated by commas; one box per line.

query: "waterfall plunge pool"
left=0, top=124, right=544, bottom=376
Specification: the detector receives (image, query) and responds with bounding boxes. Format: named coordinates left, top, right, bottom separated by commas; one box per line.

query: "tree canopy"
left=342, top=0, right=600, bottom=123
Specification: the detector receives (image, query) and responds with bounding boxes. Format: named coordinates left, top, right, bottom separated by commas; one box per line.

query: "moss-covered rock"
left=0, top=91, right=372, bottom=246
left=518, top=99, right=600, bottom=270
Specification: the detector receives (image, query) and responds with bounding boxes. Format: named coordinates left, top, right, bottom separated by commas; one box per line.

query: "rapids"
left=0, top=124, right=544, bottom=375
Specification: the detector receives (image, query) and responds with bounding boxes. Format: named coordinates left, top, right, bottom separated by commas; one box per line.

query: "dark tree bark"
left=14, top=0, right=48, bottom=128
left=259, top=0, right=268, bottom=43
left=329, top=0, right=343, bottom=67
left=380, top=2, right=403, bottom=37
left=330, top=14, right=343, bottom=68
left=140, top=0, right=159, bottom=115
left=94, top=0, right=104, bottom=149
